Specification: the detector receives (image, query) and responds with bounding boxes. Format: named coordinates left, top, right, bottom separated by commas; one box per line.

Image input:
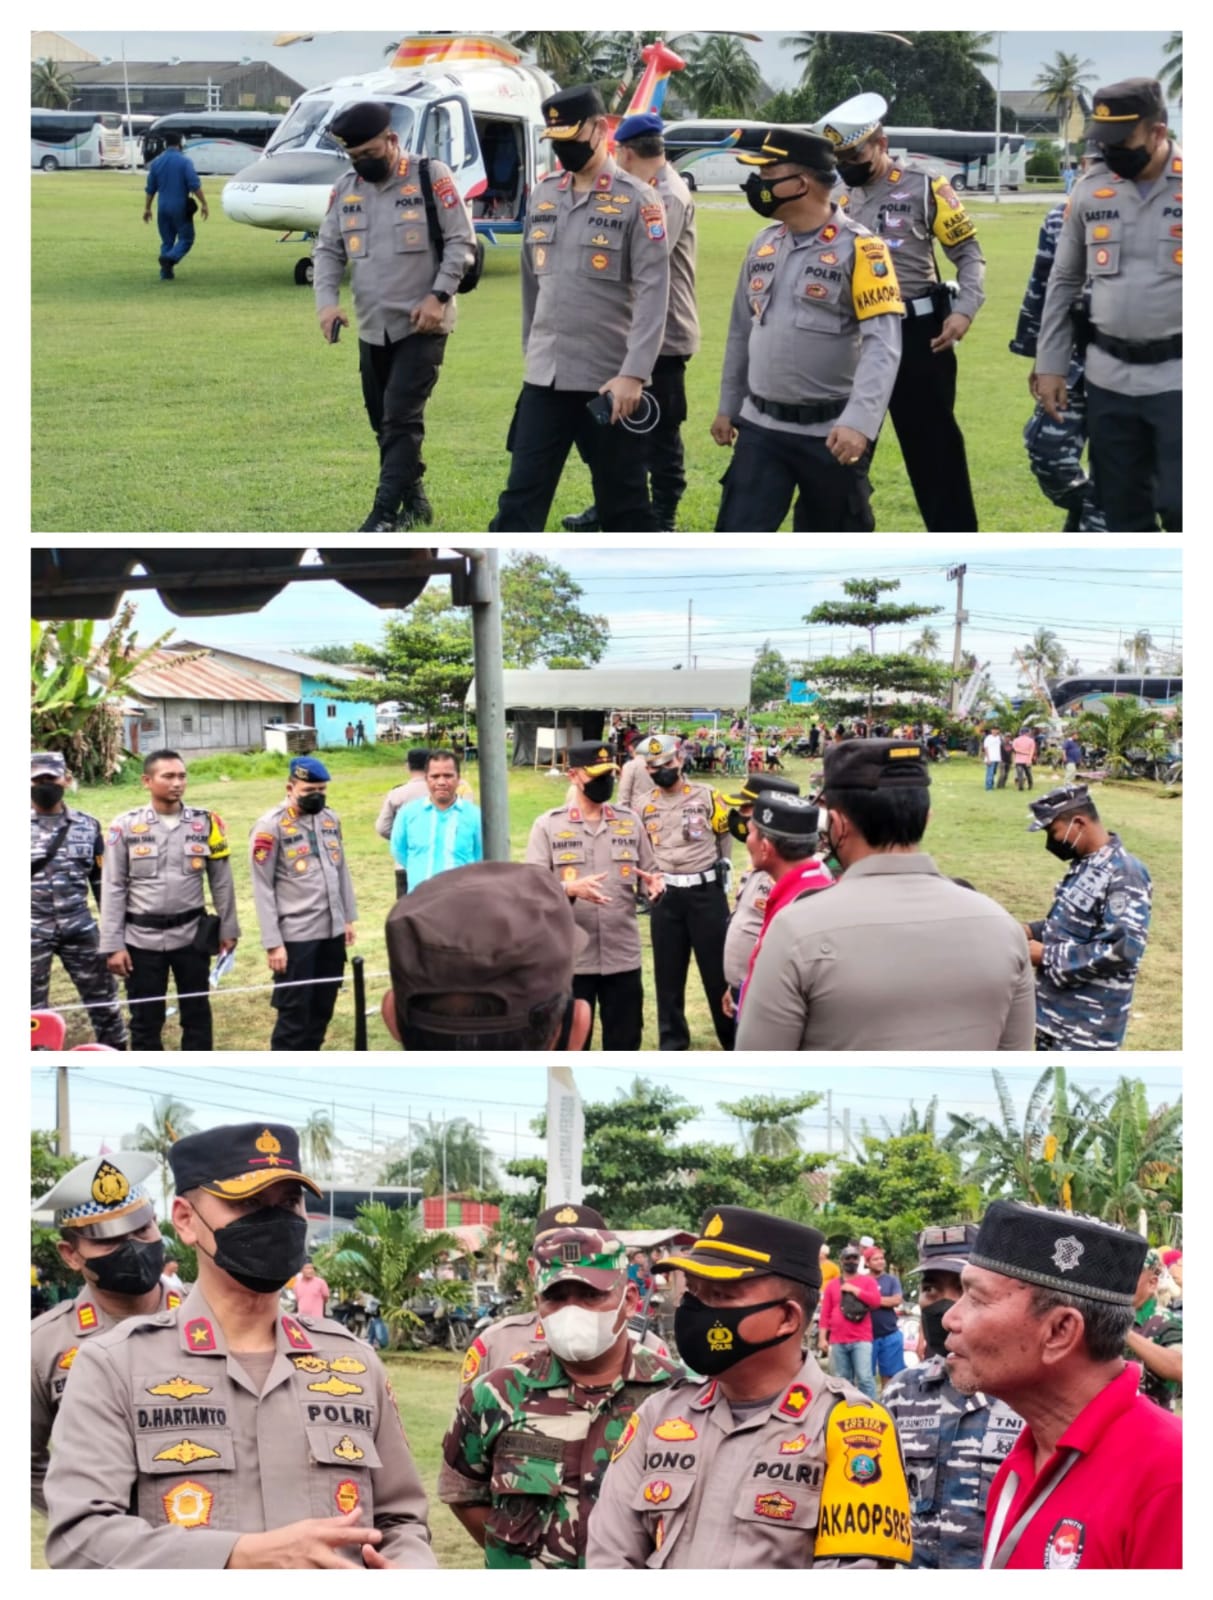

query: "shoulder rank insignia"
left=57, top=1346, right=78, bottom=1371
left=281, top=1315, right=312, bottom=1349
left=148, top=1375, right=212, bottom=1400
left=308, top=1374, right=364, bottom=1397
left=153, top=1438, right=220, bottom=1465
left=330, top=1356, right=367, bottom=1374
left=166, top=1290, right=181, bottom=1310
left=162, top=1480, right=214, bottom=1528
left=779, top=1383, right=813, bottom=1417
left=184, top=1317, right=217, bottom=1352
left=76, top=1303, right=99, bottom=1332
left=333, top=1435, right=365, bottom=1462
left=693, top=1380, right=719, bottom=1408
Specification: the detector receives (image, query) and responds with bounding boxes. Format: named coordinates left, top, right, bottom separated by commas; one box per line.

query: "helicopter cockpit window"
left=267, top=99, right=336, bottom=154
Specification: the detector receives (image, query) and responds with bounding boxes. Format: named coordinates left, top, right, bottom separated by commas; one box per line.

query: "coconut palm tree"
left=131, top=1097, right=197, bottom=1213
left=382, top=1115, right=496, bottom=1195
left=594, top=32, right=703, bottom=110
left=685, top=35, right=764, bottom=117
left=1159, top=33, right=1182, bottom=103
left=908, top=625, right=941, bottom=659
left=317, top=1201, right=469, bottom=1347
left=1075, top=695, right=1163, bottom=776
left=1128, top=630, right=1154, bottom=673
left=1032, top=51, right=1097, bottom=172
left=31, top=58, right=77, bottom=109
left=782, top=33, right=824, bottom=87
left=506, top=31, right=600, bottom=81
left=1012, top=626, right=1066, bottom=696
left=300, top=1110, right=335, bottom=1179
left=1108, top=654, right=1133, bottom=674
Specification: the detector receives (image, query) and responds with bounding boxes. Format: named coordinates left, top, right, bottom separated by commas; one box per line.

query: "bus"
left=142, top=112, right=283, bottom=175
left=31, top=109, right=125, bottom=171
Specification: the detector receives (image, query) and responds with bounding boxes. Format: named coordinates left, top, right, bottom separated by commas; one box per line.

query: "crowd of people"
left=32, top=1136, right=1183, bottom=1567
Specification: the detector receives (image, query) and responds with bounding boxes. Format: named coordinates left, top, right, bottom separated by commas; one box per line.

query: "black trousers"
left=270, top=936, right=346, bottom=1051
left=394, top=868, right=409, bottom=902
left=884, top=311, right=979, bottom=532
left=573, top=968, right=644, bottom=1051
left=359, top=332, right=447, bottom=513
left=490, top=382, right=660, bottom=532
left=126, top=944, right=212, bottom=1051
left=650, top=881, right=734, bottom=1051
left=716, top=419, right=874, bottom=532
left=647, top=354, right=690, bottom=518
left=1086, top=382, right=1182, bottom=531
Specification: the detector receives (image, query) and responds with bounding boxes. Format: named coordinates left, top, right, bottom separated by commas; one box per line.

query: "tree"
left=349, top=590, right=473, bottom=733
left=685, top=36, right=764, bottom=116
left=301, top=643, right=358, bottom=665
left=1127, top=630, right=1154, bottom=673
left=1012, top=625, right=1067, bottom=697
left=718, top=1091, right=823, bottom=1157
left=32, top=58, right=77, bottom=109
left=803, top=32, right=995, bottom=132
left=832, top=1133, right=965, bottom=1221
left=1075, top=695, right=1163, bottom=776
left=1075, top=1077, right=1182, bottom=1240
left=31, top=1132, right=80, bottom=1291
left=300, top=1110, right=336, bottom=1179
left=908, top=626, right=941, bottom=660
left=132, top=1097, right=197, bottom=1214
left=1032, top=51, right=1097, bottom=171
left=506, top=31, right=604, bottom=81
left=593, top=32, right=702, bottom=112
left=781, top=33, right=822, bottom=87
left=316, top=1201, right=468, bottom=1346
left=1159, top=33, right=1182, bottom=103
left=751, top=640, right=791, bottom=705
left=805, top=576, right=949, bottom=723
left=382, top=1115, right=496, bottom=1195
left=500, top=553, right=609, bottom=668
left=1108, top=654, right=1133, bottom=674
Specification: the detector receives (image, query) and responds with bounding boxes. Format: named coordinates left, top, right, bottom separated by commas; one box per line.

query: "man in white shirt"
left=982, top=728, right=1003, bottom=791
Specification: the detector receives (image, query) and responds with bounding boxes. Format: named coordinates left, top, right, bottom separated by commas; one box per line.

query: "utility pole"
left=369, top=1105, right=375, bottom=1202
left=57, top=1066, right=71, bottom=1157
left=947, top=564, right=968, bottom=714
left=826, top=1089, right=833, bottom=1153
left=687, top=599, right=693, bottom=670
left=329, top=1098, right=336, bottom=1232
left=842, top=1106, right=852, bottom=1159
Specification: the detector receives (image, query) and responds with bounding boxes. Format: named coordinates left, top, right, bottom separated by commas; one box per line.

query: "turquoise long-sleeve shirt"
left=390, top=796, right=483, bottom=890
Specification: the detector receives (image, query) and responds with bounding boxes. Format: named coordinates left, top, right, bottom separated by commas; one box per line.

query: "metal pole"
left=57, top=1066, right=71, bottom=1157
left=407, top=1107, right=412, bottom=1195
left=352, top=955, right=367, bottom=1050
left=120, top=41, right=135, bottom=166
left=687, top=600, right=693, bottom=669
left=369, top=1106, right=375, bottom=1202
left=442, top=1114, right=449, bottom=1202
left=826, top=1088, right=833, bottom=1154
left=469, top=550, right=510, bottom=861
left=329, top=1099, right=336, bottom=1233
left=993, top=34, right=1002, bottom=203
left=948, top=564, right=967, bottom=715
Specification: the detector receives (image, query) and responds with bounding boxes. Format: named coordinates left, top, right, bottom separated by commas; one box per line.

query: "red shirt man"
left=818, top=1255, right=881, bottom=1343
left=293, top=1261, right=330, bottom=1318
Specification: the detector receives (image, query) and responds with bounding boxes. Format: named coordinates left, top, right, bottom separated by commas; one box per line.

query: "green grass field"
left=45, top=751, right=1180, bottom=1051
left=31, top=1351, right=481, bottom=1569
left=32, top=172, right=1065, bottom=532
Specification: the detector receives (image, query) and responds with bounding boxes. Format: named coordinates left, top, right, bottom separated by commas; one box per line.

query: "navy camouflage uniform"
left=882, top=1355, right=1024, bottom=1568
left=1010, top=201, right=1105, bottom=532
left=31, top=805, right=127, bottom=1048
left=1031, top=833, right=1152, bottom=1049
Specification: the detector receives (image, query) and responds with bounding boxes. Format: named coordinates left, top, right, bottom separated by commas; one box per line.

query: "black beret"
left=1087, top=78, right=1166, bottom=144
left=567, top=739, right=617, bottom=774
left=735, top=124, right=837, bottom=173
left=751, top=792, right=824, bottom=841
left=169, top=1122, right=324, bottom=1200
left=540, top=85, right=607, bottom=140
left=656, top=1205, right=824, bottom=1288
left=823, top=738, right=930, bottom=791
left=971, top=1200, right=1147, bottom=1306
left=534, top=1202, right=608, bottom=1238
left=327, top=101, right=393, bottom=149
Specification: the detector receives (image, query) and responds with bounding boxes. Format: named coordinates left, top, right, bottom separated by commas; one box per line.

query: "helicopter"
left=221, top=33, right=692, bottom=285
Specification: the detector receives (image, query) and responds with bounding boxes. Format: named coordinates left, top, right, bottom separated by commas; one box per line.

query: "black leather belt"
left=126, top=907, right=202, bottom=930
left=1092, top=328, right=1182, bottom=364
left=752, top=394, right=846, bottom=425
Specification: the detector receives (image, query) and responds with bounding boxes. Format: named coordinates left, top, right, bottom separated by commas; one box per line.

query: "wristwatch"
left=432, top=289, right=452, bottom=304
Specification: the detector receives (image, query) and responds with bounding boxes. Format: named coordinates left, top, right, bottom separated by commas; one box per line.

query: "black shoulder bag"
left=419, top=158, right=481, bottom=294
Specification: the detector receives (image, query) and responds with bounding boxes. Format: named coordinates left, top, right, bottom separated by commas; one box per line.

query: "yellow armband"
left=851, top=237, right=904, bottom=321
left=814, top=1399, right=913, bottom=1564
left=709, top=791, right=733, bottom=836
left=931, top=174, right=977, bottom=247
left=206, top=811, right=231, bottom=860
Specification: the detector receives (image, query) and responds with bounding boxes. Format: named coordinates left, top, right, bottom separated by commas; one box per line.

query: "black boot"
left=653, top=501, right=679, bottom=532
left=358, top=504, right=397, bottom=532
left=561, top=505, right=601, bottom=532
left=399, top=483, right=434, bottom=531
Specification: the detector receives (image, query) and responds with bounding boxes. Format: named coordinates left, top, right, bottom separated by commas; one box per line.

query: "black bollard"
left=353, top=954, right=367, bottom=1051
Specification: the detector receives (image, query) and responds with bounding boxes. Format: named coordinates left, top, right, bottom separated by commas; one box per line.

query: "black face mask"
left=582, top=773, right=615, bottom=805
left=1046, top=824, right=1081, bottom=862
left=86, top=1235, right=165, bottom=1298
left=1102, top=141, right=1152, bottom=180
left=742, top=171, right=807, bottom=219
left=652, top=766, right=681, bottom=790
left=296, top=792, right=326, bottom=815
left=921, top=1298, right=957, bottom=1361
left=32, top=782, right=64, bottom=810
left=838, top=158, right=874, bottom=188
left=841, top=1257, right=860, bottom=1274
left=675, top=1291, right=797, bottom=1376
left=555, top=135, right=597, bottom=174
left=727, top=808, right=750, bottom=844
left=202, top=1207, right=309, bottom=1294
left=352, top=153, right=392, bottom=183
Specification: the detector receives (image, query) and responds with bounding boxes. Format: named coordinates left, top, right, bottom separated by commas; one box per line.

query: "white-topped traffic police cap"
left=814, top=92, right=889, bottom=154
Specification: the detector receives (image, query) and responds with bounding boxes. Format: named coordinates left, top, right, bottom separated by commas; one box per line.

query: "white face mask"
left=542, top=1291, right=625, bottom=1364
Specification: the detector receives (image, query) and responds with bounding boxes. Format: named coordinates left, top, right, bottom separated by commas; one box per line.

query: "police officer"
left=375, top=747, right=429, bottom=900
left=719, top=773, right=801, bottom=1014
left=713, top=124, right=903, bottom=533
left=1025, top=784, right=1152, bottom=1050
left=817, top=93, right=986, bottom=532
left=30, top=751, right=127, bottom=1049
left=638, top=734, right=734, bottom=1050
left=524, top=739, right=664, bottom=1050
left=315, top=100, right=475, bottom=533
left=250, top=756, right=357, bottom=1052
left=618, top=739, right=657, bottom=810
left=1010, top=146, right=1106, bottom=533
left=101, top=749, right=238, bottom=1052
left=44, top=1122, right=435, bottom=1569
left=457, top=1205, right=671, bottom=1394
left=563, top=111, right=699, bottom=534
left=587, top=1208, right=912, bottom=1568
left=440, top=1213, right=682, bottom=1567
left=490, top=85, right=671, bottom=533
left=881, top=1224, right=1024, bottom=1568
left=1035, top=79, right=1182, bottom=530
left=31, top=1152, right=180, bottom=1510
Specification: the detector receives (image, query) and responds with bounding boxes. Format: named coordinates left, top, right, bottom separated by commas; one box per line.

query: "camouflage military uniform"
left=1030, top=833, right=1152, bottom=1049
left=458, top=1310, right=671, bottom=1396
left=881, top=1355, right=1024, bottom=1568
left=439, top=1340, right=682, bottom=1568
left=31, top=805, right=127, bottom=1048
left=1010, top=200, right=1105, bottom=533
left=1130, top=1297, right=1183, bottom=1411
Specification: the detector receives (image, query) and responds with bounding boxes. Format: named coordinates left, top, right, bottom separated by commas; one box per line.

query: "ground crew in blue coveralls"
left=1009, top=150, right=1107, bottom=533
left=881, top=1225, right=1025, bottom=1568
left=31, top=751, right=127, bottom=1048
left=1024, top=784, right=1152, bottom=1049
left=816, top=93, right=985, bottom=533
left=142, top=131, right=208, bottom=279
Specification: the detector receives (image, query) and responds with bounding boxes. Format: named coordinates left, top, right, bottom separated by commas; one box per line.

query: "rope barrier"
left=44, top=969, right=395, bottom=1013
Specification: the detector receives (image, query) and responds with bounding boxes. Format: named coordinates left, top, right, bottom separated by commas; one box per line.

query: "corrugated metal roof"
left=171, top=642, right=371, bottom=683
left=467, top=667, right=753, bottom=711
left=127, top=649, right=297, bottom=705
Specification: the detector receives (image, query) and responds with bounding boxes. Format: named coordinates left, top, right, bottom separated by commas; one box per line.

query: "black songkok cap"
left=823, top=738, right=930, bottom=790
left=970, top=1200, right=1147, bottom=1306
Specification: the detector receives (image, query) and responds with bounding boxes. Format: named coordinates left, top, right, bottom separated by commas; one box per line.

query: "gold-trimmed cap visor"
left=656, top=1206, right=824, bottom=1288
left=200, top=1169, right=323, bottom=1201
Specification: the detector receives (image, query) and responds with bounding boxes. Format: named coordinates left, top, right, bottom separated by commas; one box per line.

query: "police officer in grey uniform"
left=101, top=749, right=238, bottom=1052
left=250, top=756, right=357, bottom=1052
left=375, top=747, right=429, bottom=901
left=490, top=85, right=671, bottom=533
left=637, top=735, right=733, bottom=1051
left=719, top=773, right=801, bottom=1010
left=882, top=1224, right=1024, bottom=1568
left=713, top=124, right=904, bottom=533
left=817, top=93, right=986, bottom=532
left=563, top=111, right=700, bottom=534
left=525, top=740, right=664, bottom=1051
left=1035, top=79, right=1182, bottom=530
left=315, top=100, right=475, bottom=533
left=1024, top=784, right=1152, bottom=1050
left=31, top=751, right=127, bottom=1049
left=618, top=743, right=656, bottom=810
left=44, top=1122, right=435, bottom=1569
left=31, top=1152, right=180, bottom=1510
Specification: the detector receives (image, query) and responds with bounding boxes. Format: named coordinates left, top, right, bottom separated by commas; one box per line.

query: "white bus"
left=31, top=109, right=125, bottom=171
left=142, top=112, right=283, bottom=175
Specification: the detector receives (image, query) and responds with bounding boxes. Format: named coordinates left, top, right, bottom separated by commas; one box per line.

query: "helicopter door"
left=419, top=95, right=486, bottom=203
